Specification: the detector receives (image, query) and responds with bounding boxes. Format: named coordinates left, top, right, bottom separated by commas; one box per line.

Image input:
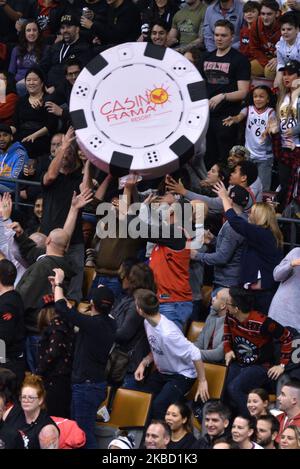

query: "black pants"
left=44, top=375, right=72, bottom=418
left=278, top=161, right=292, bottom=210
left=205, top=116, right=239, bottom=169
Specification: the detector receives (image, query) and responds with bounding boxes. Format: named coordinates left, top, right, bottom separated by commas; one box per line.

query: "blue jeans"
left=25, top=335, right=41, bottom=373
left=90, top=274, right=122, bottom=303
left=251, top=158, right=273, bottom=192
left=159, top=301, right=193, bottom=330
left=225, top=362, right=269, bottom=415
left=136, top=370, right=195, bottom=419
left=71, top=381, right=107, bottom=449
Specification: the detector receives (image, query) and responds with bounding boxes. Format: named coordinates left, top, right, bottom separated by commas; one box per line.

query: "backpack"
left=105, top=344, right=132, bottom=386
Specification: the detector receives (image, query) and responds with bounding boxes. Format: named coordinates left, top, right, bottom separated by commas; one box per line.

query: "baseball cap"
left=229, top=185, right=250, bottom=208
left=60, top=14, right=80, bottom=27
left=279, top=60, right=300, bottom=75
left=0, top=123, right=13, bottom=135
left=91, top=285, right=114, bottom=312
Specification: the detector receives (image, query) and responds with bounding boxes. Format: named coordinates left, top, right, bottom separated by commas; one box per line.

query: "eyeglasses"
left=226, top=303, right=236, bottom=307
left=66, top=71, right=80, bottom=77
left=20, top=395, right=39, bottom=402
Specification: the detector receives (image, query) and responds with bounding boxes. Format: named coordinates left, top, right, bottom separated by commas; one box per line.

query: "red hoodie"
left=276, top=411, right=300, bottom=443
left=249, top=16, right=281, bottom=66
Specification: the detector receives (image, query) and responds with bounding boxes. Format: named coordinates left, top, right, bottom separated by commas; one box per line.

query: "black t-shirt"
left=0, top=420, right=24, bottom=449
left=0, top=290, right=25, bottom=359
left=167, top=432, right=197, bottom=449
left=3, top=405, right=57, bottom=449
left=40, top=167, right=83, bottom=245
left=199, top=48, right=251, bottom=117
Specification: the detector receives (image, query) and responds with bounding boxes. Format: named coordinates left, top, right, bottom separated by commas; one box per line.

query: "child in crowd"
left=275, top=12, right=300, bottom=88
left=223, top=85, right=275, bottom=191
left=240, top=1, right=261, bottom=60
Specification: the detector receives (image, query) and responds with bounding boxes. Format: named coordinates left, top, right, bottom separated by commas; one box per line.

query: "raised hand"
left=222, top=116, right=236, bottom=127
left=71, top=188, right=94, bottom=210
left=62, top=127, right=76, bottom=149
left=212, top=180, right=229, bottom=199
left=165, top=174, right=186, bottom=196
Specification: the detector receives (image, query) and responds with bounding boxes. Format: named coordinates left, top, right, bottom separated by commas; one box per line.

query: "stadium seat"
left=186, top=363, right=227, bottom=401
left=96, top=388, right=152, bottom=428
left=201, top=285, right=212, bottom=309
left=95, top=388, right=152, bottom=448
left=82, top=266, right=95, bottom=299
left=186, top=321, right=205, bottom=342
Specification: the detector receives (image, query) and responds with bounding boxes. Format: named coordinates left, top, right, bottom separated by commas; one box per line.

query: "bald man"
left=194, top=288, right=229, bottom=363
left=38, top=424, right=60, bottom=449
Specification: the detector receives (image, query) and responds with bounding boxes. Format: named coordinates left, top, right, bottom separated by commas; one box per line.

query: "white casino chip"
left=70, top=42, right=209, bottom=178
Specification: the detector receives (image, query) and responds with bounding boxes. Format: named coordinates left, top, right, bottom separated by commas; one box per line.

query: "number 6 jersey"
left=242, top=105, right=275, bottom=160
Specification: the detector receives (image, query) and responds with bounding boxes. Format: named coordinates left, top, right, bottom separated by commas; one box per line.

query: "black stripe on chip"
left=187, top=81, right=207, bottom=102
left=144, top=43, right=166, bottom=61
left=86, top=55, right=109, bottom=76
left=70, top=110, right=87, bottom=130
left=170, top=136, right=194, bottom=164
left=110, top=151, right=133, bottom=176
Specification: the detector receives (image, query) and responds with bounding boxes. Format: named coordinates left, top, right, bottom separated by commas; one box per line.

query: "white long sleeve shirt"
left=144, top=315, right=201, bottom=378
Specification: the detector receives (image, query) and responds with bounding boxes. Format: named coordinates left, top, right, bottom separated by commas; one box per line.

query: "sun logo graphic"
left=149, top=87, right=169, bottom=105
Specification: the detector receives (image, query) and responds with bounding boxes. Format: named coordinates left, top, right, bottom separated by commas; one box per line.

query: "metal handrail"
left=0, top=176, right=300, bottom=249
left=0, top=176, right=41, bottom=209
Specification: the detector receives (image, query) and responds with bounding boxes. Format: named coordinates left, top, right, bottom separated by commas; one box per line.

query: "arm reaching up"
left=43, top=127, right=76, bottom=186
left=63, top=188, right=93, bottom=240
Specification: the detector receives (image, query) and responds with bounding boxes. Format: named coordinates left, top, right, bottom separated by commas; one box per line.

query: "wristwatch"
left=54, top=283, right=63, bottom=288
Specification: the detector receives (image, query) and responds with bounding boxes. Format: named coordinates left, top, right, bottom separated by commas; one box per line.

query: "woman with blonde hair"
left=268, top=60, right=300, bottom=210
left=214, top=182, right=283, bottom=313
left=2, top=372, right=58, bottom=449
left=279, top=425, right=300, bottom=449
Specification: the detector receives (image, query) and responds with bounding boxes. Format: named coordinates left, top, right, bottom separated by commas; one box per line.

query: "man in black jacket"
left=40, top=13, right=92, bottom=88
left=0, top=259, right=25, bottom=387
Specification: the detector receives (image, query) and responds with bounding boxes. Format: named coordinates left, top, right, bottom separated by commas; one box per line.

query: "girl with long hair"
left=9, top=20, right=46, bottom=96
left=223, top=85, right=276, bottom=191
left=268, top=60, right=300, bottom=211
left=247, top=388, right=270, bottom=418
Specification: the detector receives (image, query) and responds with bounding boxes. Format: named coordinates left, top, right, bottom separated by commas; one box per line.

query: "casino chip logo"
left=234, top=336, right=258, bottom=364
left=149, top=87, right=169, bottom=105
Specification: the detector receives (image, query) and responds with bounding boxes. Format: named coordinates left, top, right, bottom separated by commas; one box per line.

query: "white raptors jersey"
left=279, top=94, right=300, bottom=148
left=243, top=105, right=275, bottom=160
